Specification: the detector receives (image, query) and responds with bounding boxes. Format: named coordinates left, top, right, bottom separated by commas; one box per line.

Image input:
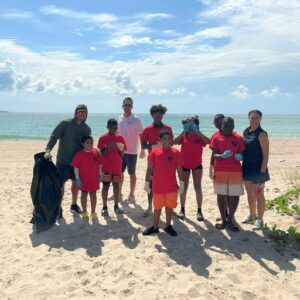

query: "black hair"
left=248, top=109, right=262, bottom=118
left=123, top=97, right=133, bottom=105
left=214, top=114, right=225, bottom=121
left=222, top=117, right=234, bottom=127
left=159, top=129, right=171, bottom=139
left=81, top=135, right=93, bottom=144
left=107, top=118, right=118, bottom=127
left=182, top=115, right=199, bottom=126
left=150, top=104, right=167, bottom=116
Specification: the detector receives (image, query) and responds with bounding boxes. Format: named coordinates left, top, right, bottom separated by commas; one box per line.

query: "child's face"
left=108, top=124, right=118, bottom=135
left=83, top=139, right=93, bottom=150
left=221, top=121, right=234, bottom=136
left=152, top=112, right=163, bottom=123
left=160, top=134, right=172, bottom=148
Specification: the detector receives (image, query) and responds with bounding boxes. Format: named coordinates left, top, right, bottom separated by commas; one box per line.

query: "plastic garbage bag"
left=30, top=152, right=63, bottom=233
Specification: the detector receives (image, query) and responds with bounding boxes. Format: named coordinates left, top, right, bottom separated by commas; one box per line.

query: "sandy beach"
left=0, top=139, right=299, bottom=300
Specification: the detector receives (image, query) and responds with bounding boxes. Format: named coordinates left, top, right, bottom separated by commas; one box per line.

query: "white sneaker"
left=253, top=218, right=264, bottom=229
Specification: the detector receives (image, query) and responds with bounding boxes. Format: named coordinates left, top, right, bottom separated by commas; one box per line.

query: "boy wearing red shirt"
left=143, top=130, right=184, bottom=237
left=98, top=119, right=127, bottom=216
left=210, top=117, right=245, bottom=232
left=71, top=135, right=103, bottom=220
left=173, top=116, right=210, bottom=221
left=141, top=104, right=174, bottom=217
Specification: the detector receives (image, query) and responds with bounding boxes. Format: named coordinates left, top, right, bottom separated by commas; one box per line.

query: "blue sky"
left=0, top=0, right=299, bottom=114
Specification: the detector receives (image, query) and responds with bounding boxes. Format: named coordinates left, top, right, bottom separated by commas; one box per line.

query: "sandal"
left=80, top=212, right=89, bottom=219
left=142, top=226, right=159, bottom=236
left=227, top=221, right=240, bottom=232
left=90, top=212, right=98, bottom=220
left=215, top=222, right=226, bottom=230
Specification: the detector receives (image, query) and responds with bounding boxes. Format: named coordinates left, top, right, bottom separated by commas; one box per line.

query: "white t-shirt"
left=118, top=114, right=143, bottom=155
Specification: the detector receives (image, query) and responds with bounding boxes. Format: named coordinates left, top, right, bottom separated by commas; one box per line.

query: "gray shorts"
left=122, top=154, right=138, bottom=175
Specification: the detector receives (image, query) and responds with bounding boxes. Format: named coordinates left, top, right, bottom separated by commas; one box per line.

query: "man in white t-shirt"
left=118, top=97, right=145, bottom=201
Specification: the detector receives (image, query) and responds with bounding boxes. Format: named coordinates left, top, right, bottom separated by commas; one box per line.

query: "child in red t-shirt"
left=143, top=130, right=184, bottom=237
left=97, top=119, right=127, bottom=217
left=173, top=116, right=210, bottom=221
left=210, top=117, right=245, bottom=232
left=140, top=104, right=174, bottom=217
left=71, top=135, right=103, bottom=220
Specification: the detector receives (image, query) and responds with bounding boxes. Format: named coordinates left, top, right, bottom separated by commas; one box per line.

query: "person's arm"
left=173, top=132, right=184, bottom=145
left=101, top=143, right=116, bottom=156
left=197, top=131, right=210, bottom=145
left=144, top=164, right=153, bottom=194
left=45, top=121, right=65, bottom=157
left=73, top=167, right=83, bottom=187
left=258, top=132, right=269, bottom=172
left=212, top=148, right=223, bottom=160
left=139, top=134, right=146, bottom=158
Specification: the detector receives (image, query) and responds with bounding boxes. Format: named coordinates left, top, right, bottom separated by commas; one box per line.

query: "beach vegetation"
left=266, top=188, right=300, bottom=216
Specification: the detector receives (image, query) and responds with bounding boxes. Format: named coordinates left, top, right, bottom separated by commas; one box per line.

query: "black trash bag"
left=30, top=152, right=63, bottom=233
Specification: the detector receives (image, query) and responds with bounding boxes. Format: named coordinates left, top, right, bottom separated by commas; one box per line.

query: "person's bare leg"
left=129, top=174, right=137, bottom=197
left=180, top=171, right=190, bottom=208
left=112, top=182, right=120, bottom=206
left=216, top=194, right=227, bottom=229
left=153, top=209, right=161, bottom=228
left=166, top=207, right=173, bottom=226
left=192, top=169, right=203, bottom=209
left=102, top=183, right=109, bottom=208
left=81, top=191, right=88, bottom=212
left=227, top=196, right=239, bottom=222
left=90, top=191, right=97, bottom=213
left=71, top=180, right=79, bottom=204
left=244, top=181, right=257, bottom=217
left=256, top=190, right=266, bottom=219
left=61, top=182, right=66, bottom=201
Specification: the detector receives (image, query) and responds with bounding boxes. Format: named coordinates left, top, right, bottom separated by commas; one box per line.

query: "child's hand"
left=221, top=150, right=232, bottom=159
left=44, top=149, right=51, bottom=160
left=191, top=123, right=200, bottom=133
left=116, top=142, right=124, bottom=151
left=144, top=181, right=151, bottom=194
left=75, top=178, right=83, bottom=188
left=234, top=153, right=243, bottom=161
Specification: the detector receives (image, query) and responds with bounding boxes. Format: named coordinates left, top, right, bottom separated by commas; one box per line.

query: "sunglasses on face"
left=123, top=104, right=132, bottom=107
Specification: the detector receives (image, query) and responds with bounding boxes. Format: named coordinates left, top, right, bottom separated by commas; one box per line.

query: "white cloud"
left=89, top=46, right=97, bottom=52
left=260, top=86, right=280, bottom=97
left=0, top=10, right=34, bottom=20
left=110, top=68, right=140, bottom=95
left=135, top=13, right=173, bottom=21
left=40, top=5, right=118, bottom=25
left=232, top=85, right=250, bottom=99
left=107, top=35, right=152, bottom=48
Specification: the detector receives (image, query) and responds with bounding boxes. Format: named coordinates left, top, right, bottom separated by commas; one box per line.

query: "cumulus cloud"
left=231, top=85, right=250, bottom=99
left=107, top=35, right=152, bottom=48
left=89, top=46, right=97, bottom=52
left=110, top=68, right=141, bottom=95
left=260, top=86, right=280, bottom=97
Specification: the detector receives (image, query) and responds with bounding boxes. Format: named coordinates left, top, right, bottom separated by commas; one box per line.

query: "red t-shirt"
left=210, top=133, right=245, bottom=172
left=71, top=148, right=103, bottom=191
left=141, top=123, right=174, bottom=158
left=149, top=146, right=183, bottom=194
left=178, top=133, right=208, bottom=169
left=97, top=133, right=127, bottom=175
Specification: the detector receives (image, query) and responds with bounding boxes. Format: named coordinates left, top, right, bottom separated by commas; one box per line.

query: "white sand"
left=0, top=139, right=299, bottom=300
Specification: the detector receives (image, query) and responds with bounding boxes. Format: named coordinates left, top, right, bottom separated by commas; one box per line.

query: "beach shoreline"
left=0, top=139, right=299, bottom=299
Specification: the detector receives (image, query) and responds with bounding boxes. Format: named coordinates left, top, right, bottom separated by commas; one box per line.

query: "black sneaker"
left=70, top=204, right=82, bottom=214
left=142, top=226, right=159, bottom=236
left=196, top=211, right=204, bottom=221
left=177, top=210, right=185, bottom=220
left=164, top=225, right=177, bottom=237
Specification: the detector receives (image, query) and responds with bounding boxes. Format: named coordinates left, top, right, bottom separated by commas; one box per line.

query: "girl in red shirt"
left=71, top=135, right=103, bottom=220
left=210, top=117, right=245, bottom=232
left=173, top=116, right=210, bottom=221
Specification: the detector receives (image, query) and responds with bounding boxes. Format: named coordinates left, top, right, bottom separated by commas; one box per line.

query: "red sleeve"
left=141, top=127, right=148, bottom=143
left=177, top=135, right=183, bottom=145
left=98, top=155, right=104, bottom=166
left=71, top=151, right=81, bottom=168
left=210, top=135, right=218, bottom=149
left=97, top=136, right=106, bottom=149
left=148, top=150, right=155, bottom=166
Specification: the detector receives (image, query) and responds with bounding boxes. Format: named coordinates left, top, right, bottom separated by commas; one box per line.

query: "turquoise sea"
left=0, top=113, right=299, bottom=140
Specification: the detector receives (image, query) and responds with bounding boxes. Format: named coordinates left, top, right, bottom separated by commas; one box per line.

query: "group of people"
left=44, top=98, right=270, bottom=237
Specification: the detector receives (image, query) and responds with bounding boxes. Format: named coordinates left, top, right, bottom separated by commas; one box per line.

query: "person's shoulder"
left=144, top=124, right=153, bottom=131
left=163, top=124, right=172, bottom=130
left=171, top=146, right=180, bottom=154
left=99, top=132, right=108, bottom=139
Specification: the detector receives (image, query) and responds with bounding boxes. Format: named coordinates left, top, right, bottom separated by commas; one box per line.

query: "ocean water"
left=0, top=113, right=299, bottom=140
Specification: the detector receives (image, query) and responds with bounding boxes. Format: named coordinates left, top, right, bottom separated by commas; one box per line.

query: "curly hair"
left=150, top=104, right=167, bottom=116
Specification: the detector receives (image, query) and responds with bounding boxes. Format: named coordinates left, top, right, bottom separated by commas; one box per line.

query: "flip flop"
left=215, top=222, right=226, bottom=230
